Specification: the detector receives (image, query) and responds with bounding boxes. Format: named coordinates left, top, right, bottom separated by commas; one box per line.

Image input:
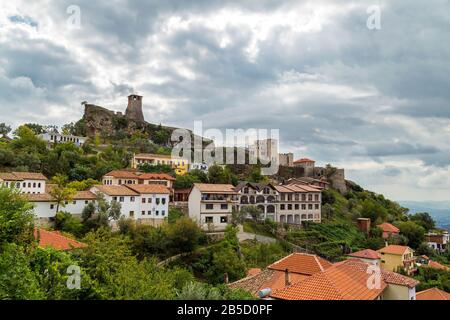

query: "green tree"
left=410, top=212, right=435, bottom=231
left=0, top=186, right=35, bottom=245
left=0, top=123, right=11, bottom=137
left=397, top=221, right=426, bottom=249
left=240, top=205, right=263, bottom=221
left=49, top=174, right=77, bottom=213
left=165, top=217, right=203, bottom=254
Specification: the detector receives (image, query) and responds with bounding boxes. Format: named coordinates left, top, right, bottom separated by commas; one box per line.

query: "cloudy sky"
left=1, top=0, right=450, bottom=201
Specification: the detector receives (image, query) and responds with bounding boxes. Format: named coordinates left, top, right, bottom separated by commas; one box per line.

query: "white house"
left=90, top=185, right=140, bottom=219
left=38, top=132, right=87, bottom=146
left=188, top=183, right=239, bottom=232
left=0, top=172, right=47, bottom=194
left=125, top=184, right=170, bottom=226
left=102, top=170, right=175, bottom=189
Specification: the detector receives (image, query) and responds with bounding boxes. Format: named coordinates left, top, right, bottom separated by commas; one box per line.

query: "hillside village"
left=0, top=95, right=449, bottom=301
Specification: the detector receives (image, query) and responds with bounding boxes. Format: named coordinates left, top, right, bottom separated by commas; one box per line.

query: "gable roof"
left=348, top=249, right=381, bottom=260
left=93, top=185, right=139, bottom=196
left=194, top=183, right=237, bottom=194
left=268, top=253, right=333, bottom=276
left=271, top=259, right=386, bottom=300
left=104, top=170, right=139, bottom=179
left=377, top=245, right=412, bottom=255
left=427, top=260, right=450, bottom=271
left=377, top=222, right=400, bottom=233
left=125, top=184, right=171, bottom=194
left=0, top=172, right=22, bottom=181
left=416, top=288, right=450, bottom=300
left=34, top=229, right=86, bottom=251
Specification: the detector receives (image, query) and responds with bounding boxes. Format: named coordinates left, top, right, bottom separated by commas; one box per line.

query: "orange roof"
left=34, top=229, right=86, bottom=251
left=294, top=158, right=315, bottom=163
left=229, top=269, right=309, bottom=296
left=268, top=253, right=333, bottom=276
left=73, top=191, right=97, bottom=200
left=377, top=245, right=412, bottom=255
left=247, top=268, right=262, bottom=277
left=138, top=173, right=175, bottom=181
left=194, top=183, right=237, bottom=194
left=416, top=288, right=450, bottom=300
left=282, top=184, right=322, bottom=193
left=104, top=170, right=139, bottom=179
left=93, top=185, right=139, bottom=196
left=12, top=172, right=48, bottom=180
left=377, top=222, right=400, bottom=233
left=271, top=259, right=386, bottom=300
left=427, top=260, right=450, bottom=271
left=125, top=184, right=171, bottom=194
left=0, top=172, right=22, bottom=180
left=23, top=193, right=54, bottom=202
left=348, top=249, right=381, bottom=260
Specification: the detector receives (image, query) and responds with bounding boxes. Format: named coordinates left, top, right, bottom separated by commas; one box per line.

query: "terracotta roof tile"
left=294, top=158, right=315, bottom=163
left=271, top=259, right=385, bottom=300
left=348, top=249, right=381, bottom=260
left=268, top=253, right=333, bottom=275
left=377, top=245, right=412, bottom=255
left=92, top=185, right=139, bottom=196
left=138, top=173, right=175, bottom=181
left=416, top=288, right=450, bottom=300
left=104, top=170, right=139, bottom=179
left=34, top=229, right=86, bottom=251
left=125, top=184, right=171, bottom=194
left=12, top=172, right=48, bottom=180
left=73, top=191, right=97, bottom=200
left=427, top=260, right=450, bottom=271
left=377, top=222, right=400, bottom=233
left=194, top=183, right=237, bottom=194
left=23, top=193, right=54, bottom=202
left=0, top=172, right=23, bottom=180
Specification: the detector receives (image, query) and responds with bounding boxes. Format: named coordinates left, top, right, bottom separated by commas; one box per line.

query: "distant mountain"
left=399, top=201, right=450, bottom=230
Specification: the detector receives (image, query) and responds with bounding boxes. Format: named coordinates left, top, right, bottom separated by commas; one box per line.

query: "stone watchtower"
left=125, top=94, right=145, bottom=122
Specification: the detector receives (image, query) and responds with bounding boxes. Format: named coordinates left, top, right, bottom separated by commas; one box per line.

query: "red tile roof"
left=247, top=268, right=262, bottom=277
left=271, top=259, right=386, bottom=300
left=377, top=222, right=400, bottom=233
left=138, top=173, right=175, bottom=181
left=427, top=260, right=450, bottom=271
left=377, top=245, right=412, bottom=255
left=348, top=249, right=381, bottom=260
left=104, top=170, right=139, bottom=179
left=268, top=253, right=333, bottom=276
left=12, top=172, right=48, bottom=180
left=416, top=288, right=450, bottom=300
left=92, top=185, right=139, bottom=196
left=34, top=229, right=86, bottom=251
left=125, top=184, right=171, bottom=194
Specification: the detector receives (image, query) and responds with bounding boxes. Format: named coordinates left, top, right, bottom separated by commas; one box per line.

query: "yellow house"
left=132, top=153, right=189, bottom=175
left=377, top=245, right=416, bottom=274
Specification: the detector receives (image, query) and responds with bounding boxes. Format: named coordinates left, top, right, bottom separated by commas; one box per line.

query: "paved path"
left=237, top=231, right=277, bottom=244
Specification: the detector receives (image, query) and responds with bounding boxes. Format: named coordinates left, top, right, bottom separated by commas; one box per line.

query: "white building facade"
left=188, top=183, right=239, bottom=232
left=39, top=132, right=87, bottom=146
left=0, top=172, right=48, bottom=194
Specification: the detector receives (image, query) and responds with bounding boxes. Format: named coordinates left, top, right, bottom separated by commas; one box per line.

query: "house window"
left=119, top=180, right=122, bottom=184
left=156, top=198, right=160, bottom=205
left=142, top=211, right=145, bottom=215
left=129, top=211, right=134, bottom=217
left=156, top=211, right=159, bottom=216
left=206, top=204, right=214, bottom=210
left=162, top=210, right=165, bottom=216
left=130, top=197, right=135, bottom=202
left=162, top=198, right=166, bottom=205
left=120, top=197, right=124, bottom=202
left=73, top=201, right=76, bottom=204
left=205, top=216, right=213, bottom=223
left=113, top=196, right=118, bottom=201
left=295, top=204, right=299, bottom=210
left=308, top=204, right=313, bottom=210
left=148, top=211, right=151, bottom=215
left=315, top=204, right=319, bottom=210
left=50, top=204, right=55, bottom=210
left=220, top=204, right=228, bottom=210
left=65, top=201, right=69, bottom=205
left=33, top=183, right=36, bottom=188
left=38, top=183, right=41, bottom=188
left=23, top=182, right=26, bottom=188
left=280, top=204, right=285, bottom=210
left=142, top=198, right=146, bottom=203
left=85, top=200, right=89, bottom=204
left=148, top=198, right=152, bottom=203
left=28, top=183, right=31, bottom=188
left=302, top=204, right=306, bottom=210
left=220, top=216, right=228, bottom=223
left=288, top=204, right=292, bottom=210
left=315, top=194, right=319, bottom=201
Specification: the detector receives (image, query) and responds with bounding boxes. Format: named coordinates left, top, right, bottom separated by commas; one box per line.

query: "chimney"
left=284, top=268, right=291, bottom=287
left=125, top=94, right=144, bottom=122
left=224, top=273, right=229, bottom=284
